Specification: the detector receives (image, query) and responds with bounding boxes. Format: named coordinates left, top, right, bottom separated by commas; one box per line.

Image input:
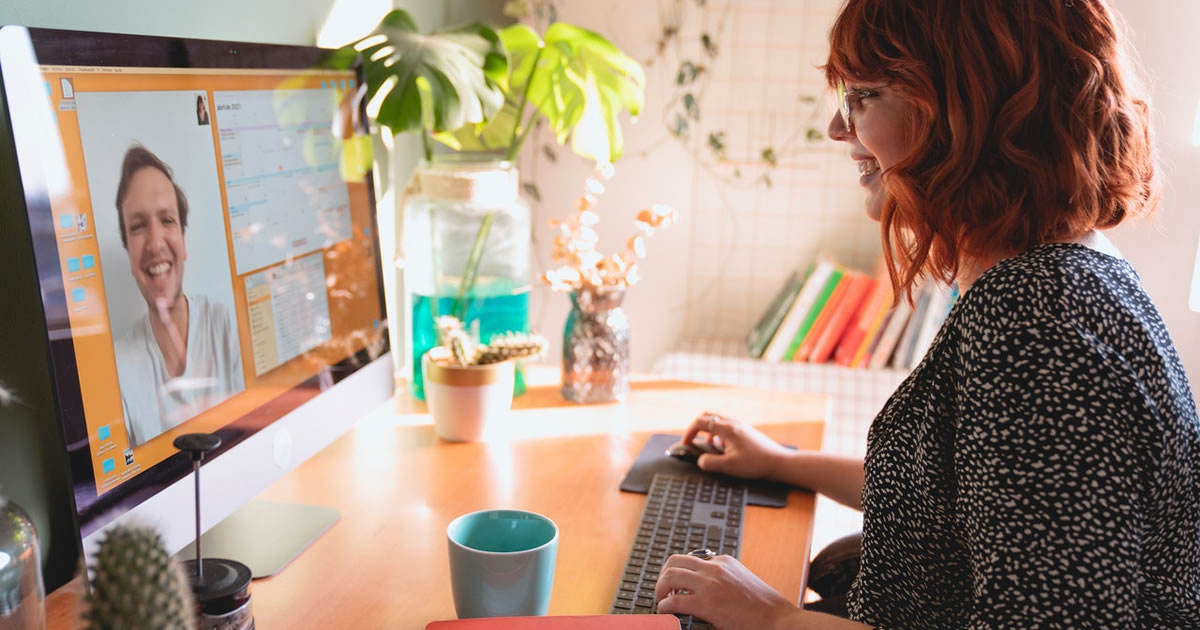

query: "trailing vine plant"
left=644, top=0, right=833, bottom=189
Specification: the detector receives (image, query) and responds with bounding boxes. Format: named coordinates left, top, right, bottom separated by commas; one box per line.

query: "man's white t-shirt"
left=116, top=295, right=245, bottom=446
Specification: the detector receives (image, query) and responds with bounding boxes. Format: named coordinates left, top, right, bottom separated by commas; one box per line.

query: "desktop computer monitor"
left=0, top=25, right=392, bottom=589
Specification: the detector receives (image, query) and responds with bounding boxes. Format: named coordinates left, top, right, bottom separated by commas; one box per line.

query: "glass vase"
left=0, top=498, right=44, bottom=630
left=400, top=157, right=531, bottom=401
left=561, top=287, right=630, bottom=403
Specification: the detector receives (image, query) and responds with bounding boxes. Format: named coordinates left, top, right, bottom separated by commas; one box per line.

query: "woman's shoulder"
left=955, top=242, right=1142, bottom=329
left=948, top=243, right=1189, bottom=398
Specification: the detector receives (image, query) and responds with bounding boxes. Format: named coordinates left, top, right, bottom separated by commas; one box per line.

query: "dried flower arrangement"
left=542, top=165, right=679, bottom=293
left=427, top=316, right=548, bottom=367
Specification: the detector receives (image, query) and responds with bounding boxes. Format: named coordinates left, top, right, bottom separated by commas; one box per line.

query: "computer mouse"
left=665, top=436, right=724, bottom=463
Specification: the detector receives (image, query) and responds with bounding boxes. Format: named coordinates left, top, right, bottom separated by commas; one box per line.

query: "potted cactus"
left=423, top=316, right=546, bottom=442
left=85, top=525, right=197, bottom=630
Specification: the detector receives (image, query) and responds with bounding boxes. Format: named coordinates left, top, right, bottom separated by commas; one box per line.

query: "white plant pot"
left=422, top=353, right=516, bottom=442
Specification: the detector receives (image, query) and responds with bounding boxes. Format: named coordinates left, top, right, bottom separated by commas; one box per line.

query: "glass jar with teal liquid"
left=401, top=158, right=530, bottom=400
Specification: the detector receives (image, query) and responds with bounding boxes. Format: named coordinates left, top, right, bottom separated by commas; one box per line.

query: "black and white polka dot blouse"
left=849, top=243, right=1200, bottom=629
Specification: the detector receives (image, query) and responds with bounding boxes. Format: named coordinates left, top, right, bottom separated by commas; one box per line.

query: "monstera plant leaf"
left=433, top=24, right=539, bottom=156
left=327, top=10, right=508, bottom=150
left=525, top=23, right=645, bottom=163
left=434, top=99, right=522, bottom=153
left=435, top=22, right=645, bottom=164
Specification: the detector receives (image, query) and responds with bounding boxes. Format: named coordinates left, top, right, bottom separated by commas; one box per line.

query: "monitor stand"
left=174, top=500, right=340, bottom=579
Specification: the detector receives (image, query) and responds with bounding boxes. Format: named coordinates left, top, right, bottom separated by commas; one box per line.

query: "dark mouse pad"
left=620, top=434, right=792, bottom=507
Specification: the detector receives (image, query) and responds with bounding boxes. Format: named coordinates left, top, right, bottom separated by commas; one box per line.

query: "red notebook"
left=427, top=616, right=681, bottom=629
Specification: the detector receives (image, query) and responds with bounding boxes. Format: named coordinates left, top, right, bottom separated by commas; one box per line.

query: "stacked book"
left=745, top=258, right=958, bottom=370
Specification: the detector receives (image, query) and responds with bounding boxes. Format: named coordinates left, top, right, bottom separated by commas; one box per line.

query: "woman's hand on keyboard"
left=654, top=553, right=799, bottom=629
left=681, top=413, right=794, bottom=481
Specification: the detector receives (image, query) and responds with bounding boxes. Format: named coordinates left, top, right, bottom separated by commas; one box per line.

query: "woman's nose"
left=827, top=111, right=852, bottom=142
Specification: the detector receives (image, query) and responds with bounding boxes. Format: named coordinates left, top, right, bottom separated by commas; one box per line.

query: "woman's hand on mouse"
left=680, top=412, right=793, bottom=481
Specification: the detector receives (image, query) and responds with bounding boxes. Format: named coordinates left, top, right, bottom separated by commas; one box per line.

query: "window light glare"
left=317, top=0, right=389, bottom=50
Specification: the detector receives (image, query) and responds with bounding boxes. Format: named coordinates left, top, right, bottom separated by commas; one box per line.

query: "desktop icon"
left=67, top=257, right=80, bottom=273
left=60, top=78, right=75, bottom=99
left=124, top=448, right=134, bottom=466
left=101, top=458, right=115, bottom=474
left=97, top=425, right=111, bottom=441
left=71, top=288, right=85, bottom=303
left=82, top=254, right=95, bottom=269
left=76, top=213, right=89, bottom=232
left=58, top=214, right=74, bottom=230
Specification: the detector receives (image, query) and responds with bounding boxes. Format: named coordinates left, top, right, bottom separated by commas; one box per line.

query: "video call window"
left=43, top=66, right=382, bottom=499
left=76, top=90, right=246, bottom=448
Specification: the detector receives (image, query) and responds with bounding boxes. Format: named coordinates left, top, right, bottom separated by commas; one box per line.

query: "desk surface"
left=48, top=370, right=826, bottom=629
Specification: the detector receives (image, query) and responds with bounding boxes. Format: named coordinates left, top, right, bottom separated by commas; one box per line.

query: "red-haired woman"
left=655, top=1, right=1199, bottom=628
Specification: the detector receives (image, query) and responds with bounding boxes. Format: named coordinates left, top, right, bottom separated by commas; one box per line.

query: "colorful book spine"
left=907, top=284, right=953, bottom=370
left=790, top=270, right=850, bottom=362
left=762, top=261, right=835, bottom=362
left=868, top=299, right=913, bottom=369
left=782, top=267, right=849, bottom=360
left=835, top=262, right=894, bottom=367
left=811, top=273, right=875, bottom=364
left=862, top=307, right=896, bottom=367
left=746, top=267, right=809, bottom=358
left=892, top=285, right=932, bottom=370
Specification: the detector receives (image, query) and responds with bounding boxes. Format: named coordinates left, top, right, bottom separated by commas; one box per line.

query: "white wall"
left=523, top=0, right=872, bottom=373
left=525, top=0, right=1200, bottom=398
left=1106, top=0, right=1200, bottom=392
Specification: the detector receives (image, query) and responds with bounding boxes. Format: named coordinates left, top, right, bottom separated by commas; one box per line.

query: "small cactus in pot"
left=85, top=524, right=196, bottom=630
left=423, top=316, right=547, bottom=441
left=430, top=316, right=547, bottom=367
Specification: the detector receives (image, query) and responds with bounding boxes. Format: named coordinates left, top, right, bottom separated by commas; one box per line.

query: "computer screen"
left=0, top=24, right=392, bottom=573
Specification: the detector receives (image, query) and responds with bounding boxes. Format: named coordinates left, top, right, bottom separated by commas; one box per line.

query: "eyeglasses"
left=833, top=78, right=853, bottom=132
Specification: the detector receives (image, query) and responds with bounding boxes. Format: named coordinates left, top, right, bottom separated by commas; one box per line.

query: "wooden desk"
left=48, top=373, right=826, bottom=629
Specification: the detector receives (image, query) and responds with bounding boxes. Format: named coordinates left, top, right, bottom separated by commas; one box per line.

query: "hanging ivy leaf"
left=522, top=182, right=542, bottom=202
left=708, top=131, right=726, bottom=160
left=807, top=128, right=824, bottom=141
left=672, top=114, right=689, bottom=137
left=676, top=61, right=701, bottom=86
left=542, top=144, right=558, bottom=163
left=761, top=147, right=777, bottom=166
left=657, top=25, right=680, bottom=57
left=701, top=33, right=718, bottom=58
left=798, top=94, right=817, bottom=104
left=683, top=93, right=700, bottom=121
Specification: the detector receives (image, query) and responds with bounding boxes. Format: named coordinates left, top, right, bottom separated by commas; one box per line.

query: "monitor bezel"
left=4, top=25, right=387, bottom=542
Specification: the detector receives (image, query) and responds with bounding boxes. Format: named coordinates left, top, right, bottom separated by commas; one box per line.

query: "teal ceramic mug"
left=446, top=509, right=559, bottom=618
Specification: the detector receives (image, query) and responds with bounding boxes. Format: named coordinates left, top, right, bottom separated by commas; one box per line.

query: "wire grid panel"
left=675, top=0, right=882, bottom=343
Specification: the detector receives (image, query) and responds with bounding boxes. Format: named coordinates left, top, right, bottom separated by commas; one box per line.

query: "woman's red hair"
left=825, top=0, right=1159, bottom=299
